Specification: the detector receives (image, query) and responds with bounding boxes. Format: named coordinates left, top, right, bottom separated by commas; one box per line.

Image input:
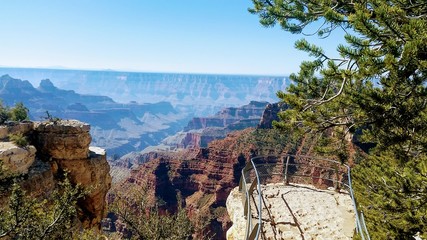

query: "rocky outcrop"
left=33, top=120, right=111, bottom=228
left=0, top=120, right=111, bottom=230
left=257, top=102, right=288, bottom=129
left=0, top=121, right=33, bottom=139
left=56, top=146, right=111, bottom=228
left=184, top=101, right=268, bottom=131
left=33, top=120, right=92, bottom=160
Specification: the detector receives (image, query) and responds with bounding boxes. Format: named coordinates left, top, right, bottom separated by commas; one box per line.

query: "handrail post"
left=250, top=157, right=263, bottom=240
left=284, top=155, right=290, bottom=185
left=334, top=165, right=340, bottom=192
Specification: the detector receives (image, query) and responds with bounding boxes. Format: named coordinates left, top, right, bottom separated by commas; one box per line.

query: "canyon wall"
left=0, top=68, right=287, bottom=112
left=0, top=75, right=191, bottom=157
left=109, top=129, right=255, bottom=239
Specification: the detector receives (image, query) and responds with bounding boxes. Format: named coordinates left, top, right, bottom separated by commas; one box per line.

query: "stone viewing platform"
left=226, top=183, right=355, bottom=240
left=226, top=154, right=368, bottom=240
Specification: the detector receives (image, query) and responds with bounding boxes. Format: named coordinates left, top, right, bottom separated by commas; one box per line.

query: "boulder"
left=33, top=120, right=91, bottom=160
left=0, top=141, right=36, bottom=175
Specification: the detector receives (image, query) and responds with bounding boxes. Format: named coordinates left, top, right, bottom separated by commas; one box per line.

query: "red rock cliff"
left=111, top=129, right=255, bottom=239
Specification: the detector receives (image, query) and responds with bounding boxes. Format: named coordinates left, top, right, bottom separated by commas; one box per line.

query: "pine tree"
left=110, top=187, right=194, bottom=240
left=250, top=0, right=427, bottom=238
left=9, top=102, right=29, bottom=122
left=0, top=177, right=86, bottom=239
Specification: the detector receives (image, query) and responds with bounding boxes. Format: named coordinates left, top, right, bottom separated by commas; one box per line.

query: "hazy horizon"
left=0, top=66, right=288, bottom=78
left=0, top=1, right=345, bottom=76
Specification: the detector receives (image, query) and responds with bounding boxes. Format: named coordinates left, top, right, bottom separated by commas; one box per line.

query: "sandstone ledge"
left=33, top=119, right=90, bottom=133
left=33, top=120, right=91, bottom=160
left=0, top=122, right=33, bottom=139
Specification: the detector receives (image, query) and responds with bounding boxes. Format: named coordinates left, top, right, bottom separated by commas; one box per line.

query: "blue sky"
left=0, top=1, right=345, bottom=76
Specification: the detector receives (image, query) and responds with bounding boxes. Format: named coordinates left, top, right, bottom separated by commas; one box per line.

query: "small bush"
left=44, top=111, right=61, bottom=124
left=0, top=101, right=30, bottom=124
left=9, top=133, right=28, bottom=147
left=0, top=176, right=86, bottom=239
left=0, top=102, right=9, bottom=124
left=9, top=102, right=29, bottom=122
left=0, top=159, right=10, bottom=181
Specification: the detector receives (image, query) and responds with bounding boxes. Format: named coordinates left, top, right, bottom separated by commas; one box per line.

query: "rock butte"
left=227, top=183, right=355, bottom=240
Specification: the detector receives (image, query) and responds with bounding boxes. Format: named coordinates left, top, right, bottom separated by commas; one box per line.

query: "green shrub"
left=9, top=133, right=28, bottom=148
left=9, top=102, right=29, bottom=122
left=111, top=188, right=194, bottom=240
left=0, top=176, right=86, bottom=239
left=0, top=102, right=9, bottom=124
left=0, top=101, right=30, bottom=124
left=44, top=111, right=61, bottom=124
left=0, top=160, right=10, bottom=181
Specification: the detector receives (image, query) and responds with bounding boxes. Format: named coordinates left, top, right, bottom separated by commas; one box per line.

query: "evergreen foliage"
left=0, top=101, right=29, bottom=124
left=0, top=176, right=86, bottom=239
left=0, top=101, right=9, bottom=125
left=250, top=0, right=427, bottom=238
left=44, top=111, right=61, bottom=124
left=9, top=133, right=29, bottom=148
left=111, top=187, right=194, bottom=240
left=236, top=128, right=296, bottom=155
left=9, top=102, right=29, bottom=122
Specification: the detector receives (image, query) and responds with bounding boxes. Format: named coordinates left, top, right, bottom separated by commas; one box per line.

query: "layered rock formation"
left=184, top=101, right=268, bottom=132
left=109, top=129, right=255, bottom=239
left=108, top=101, right=270, bottom=181
left=106, top=100, right=295, bottom=238
left=33, top=120, right=92, bottom=160
left=158, top=101, right=269, bottom=150
left=257, top=102, right=288, bottom=129
left=0, top=75, right=192, bottom=157
left=0, top=120, right=111, bottom=229
left=0, top=68, right=287, bottom=114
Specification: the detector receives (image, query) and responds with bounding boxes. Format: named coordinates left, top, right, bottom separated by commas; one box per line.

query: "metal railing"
left=239, top=154, right=370, bottom=240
